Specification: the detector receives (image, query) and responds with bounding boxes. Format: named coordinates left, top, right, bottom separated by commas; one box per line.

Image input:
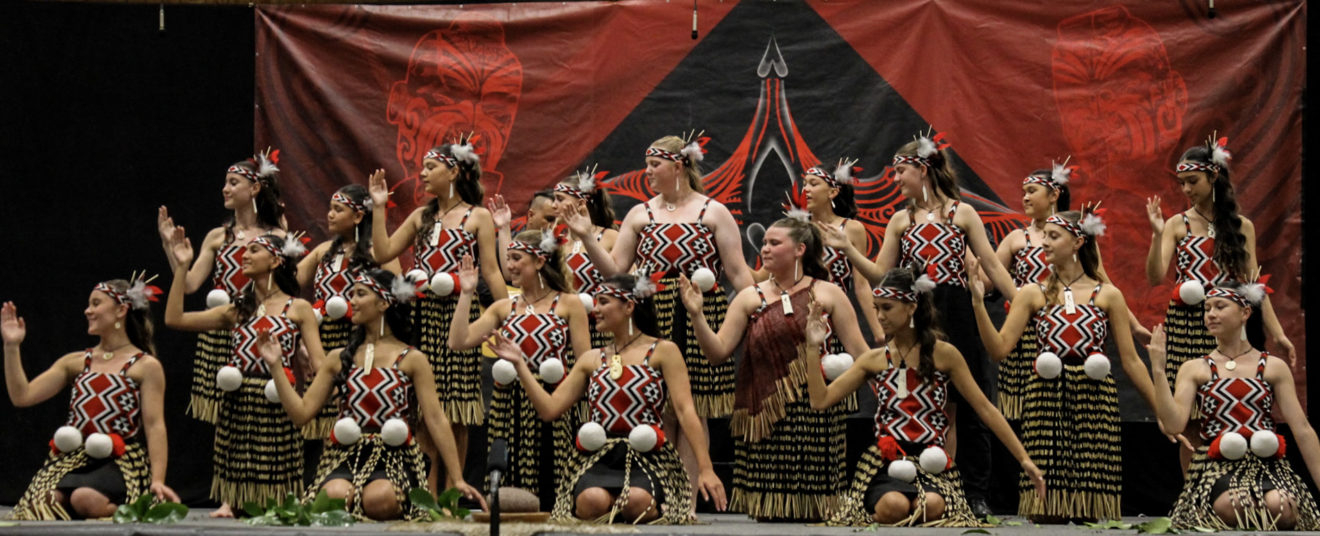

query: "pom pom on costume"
left=491, top=359, right=517, bottom=387
left=1035, top=352, right=1062, bottom=379
left=332, top=417, right=362, bottom=446
left=919, top=446, right=950, bottom=474
left=382, top=418, right=411, bottom=447
left=691, top=267, right=717, bottom=293
left=216, top=365, right=243, bottom=392
left=628, top=424, right=666, bottom=452
left=206, top=288, right=231, bottom=309
left=576, top=422, right=607, bottom=452
left=888, top=459, right=917, bottom=483
left=822, top=353, right=853, bottom=381
left=539, top=358, right=566, bottom=384
left=1084, top=353, right=1111, bottom=380
left=429, top=272, right=457, bottom=296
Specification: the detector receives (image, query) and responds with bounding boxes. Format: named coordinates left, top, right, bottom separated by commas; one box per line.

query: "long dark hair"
left=877, top=267, right=942, bottom=381
left=99, top=280, right=158, bottom=357
left=894, top=139, right=960, bottom=216
left=419, top=143, right=485, bottom=238
left=1178, top=145, right=1249, bottom=279
left=559, top=176, right=617, bottom=230
left=322, top=185, right=377, bottom=276
left=512, top=230, right=570, bottom=293
left=1041, top=210, right=1102, bottom=307
left=234, top=235, right=301, bottom=323
left=601, top=274, right=660, bottom=338
left=811, top=161, right=859, bottom=220
left=1027, top=169, right=1071, bottom=213
left=769, top=217, right=830, bottom=281
left=338, top=269, right=414, bottom=382
left=224, top=159, right=285, bottom=239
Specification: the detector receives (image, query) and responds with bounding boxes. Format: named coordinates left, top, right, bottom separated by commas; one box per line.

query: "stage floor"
left=4, top=509, right=1320, bottom=535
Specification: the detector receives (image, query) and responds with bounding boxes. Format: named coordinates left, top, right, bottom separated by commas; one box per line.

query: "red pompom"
left=876, top=436, right=906, bottom=461
left=312, top=299, right=326, bottom=314
left=651, top=425, right=667, bottom=451
left=1208, top=434, right=1224, bottom=460
left=48, top=439, right=58, bottom=455
left=1278, top=435, right=1288, bottom=457
left=110, top=433, right=126, bottom=458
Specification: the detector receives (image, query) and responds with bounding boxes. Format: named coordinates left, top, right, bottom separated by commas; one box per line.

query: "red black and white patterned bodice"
left=313, top=250, right=362, bottom=302
left=871, top=347, right=949, bottom=446
left=341, top=349, right=415, bottom=430
left=66, top=351, right=143, bottom=438
left=821, top=221, right=854, bottom=293
left=1011, top=228, right=1051, bottom=287
left=587, top=342, right=666, bottom=435
left=1197, top=354, right=1275, bottom=441
left=414, top=208, right=475, bottom=278
left=230, top=299, right=300, bottom=375
left=1175, top=214, right=1225, bottom=287
left=565, top=230, right=606, bottom=294
left=1033, top=285, right=1108, bottom=361
left=212, top=237, right=250, bottom=296
left=899, top=202, right=967, bottom=286
left=636, top=199, right=723, bottom=279
left=499, top=293, right=570, bottom=369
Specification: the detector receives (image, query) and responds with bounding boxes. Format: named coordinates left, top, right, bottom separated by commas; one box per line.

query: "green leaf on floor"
left=143, top=502, right=188, bottom=524
left=1136, top=517, right=1174, bottom=534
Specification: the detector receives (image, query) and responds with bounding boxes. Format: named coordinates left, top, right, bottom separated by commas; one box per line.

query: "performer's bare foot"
left=210, top=502, right=235, bottom=518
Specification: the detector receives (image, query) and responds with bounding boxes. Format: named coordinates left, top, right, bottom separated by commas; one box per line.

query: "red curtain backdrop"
left=255, top=0, right=1305, bottom=403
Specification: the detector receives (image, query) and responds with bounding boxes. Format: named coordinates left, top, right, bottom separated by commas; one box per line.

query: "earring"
left=830, top=199, right=836, bottom=209
left=252, top=197, right=258, bottom=215
left=794, top=260, right=800, bottom=282
left=266, top=275, right=273, bottom=292
left=628, top=318, right=634, bottom=336
left=1072, top=252, right=1078, bottom=264
left=1240, top=325, right=1248, bottom=341
left=908, top=316, right=914, bottom=329
left=449, top=181, right=455, bottom=198
left=354, top=226, right=359, bottom=244
left=922, top=185, right=929, bottom=203
left=538, top=273, right=545, bottom=290
left=114, top=321, right=122, bottom=330
left=1213, top=188, right=1216, bottom=203
left=380, top=318, right=386, bottom=338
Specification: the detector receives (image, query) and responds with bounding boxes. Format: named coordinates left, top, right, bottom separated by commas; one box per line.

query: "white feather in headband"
left=1240, top=281, right=1267, bottom=306
left=680, top=141, right=704, bottom=164
left=575, top=169, right=597, bottom=194
left=125, top=274, right=162, bottom=311
left=833, top=157, right=858, bottom=185
left=539, top=229, right=559, bottom=255
left=912, top=273, right=937, bottom=295
left=282, top=234, right=308, bottom=258
left=915, top=135, right=938, bottom=159
left=1210, top=138, right=1232, bottom=169
left=390, top=275, right=420, bottom=305
left=451, top=142, right=480, bottom=165
left=1079, top=213, right=1107, bottom=237
left=784, top=206, right=810, bottom=223
left=1051, top=157, right=1073, bottom=186
left=257, top=148, right=280, bottom=179
left=634, top=273, right=658, bottom=299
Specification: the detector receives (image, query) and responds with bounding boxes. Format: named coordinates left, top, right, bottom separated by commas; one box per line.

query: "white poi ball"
left=539, top=358, right=566, bottom=384
left=264, top=379, right=281, bottom=403
left=691, top=267, right=717, bottom=292
left=382, top=418, right=410, bottom=447
left=919, top=446, right=949, bottom=474
left=1219, top=431, right=1248, bottom=460
left=1035, top=352, right=1062, bottom=379
left=492, top=359, right=518, bottom=386
left=405, top=269, right=428, bottom=285
left=577, top=422, right=607, bottom=452
left=822, top=353, right=854, bottom=381
left=216, top=366, right=243, bottom=392
left=429, top=272, right=456, bottom=296
left=53, top=426, right=83, bottom=453
left=1251, top=430, right=1281, bottom=458
left=629, top=424, right=663, bottom=452
left=1084, top=353, right=1111, bottom=380
left=84, top=432, right=114, bottom=459
left=578, top=293, right=595, bottom=313
left=887, top=459, right=918, bottom=483
left=333, top=418, right=362, bottom=446
left=1179, top=280, right=1206, bottom=305
left=206, top=288, right=231, bottom=309
left=325, top=296, right=349, bottom=320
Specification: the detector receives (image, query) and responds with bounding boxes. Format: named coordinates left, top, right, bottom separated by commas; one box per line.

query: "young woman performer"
left=449, top=231, right=591, bottom=509
left=490, top=273, right=726, bottom=524
left=368, top=139, right=508, bottom=483
left=1148, top=280, right=1318, bottom=530
left=681, top=217, right=868, bottom=521
left=5, top=278, right=179, bottom=520
left=165, top=229, right=324, bottom=518
left=807, top=268, right=1043, bottom=526
left=553, top=168, right=619, bottom=349
left=261, top=269, right=483, bottom=520
left=969, top=209, right=1159, bottom=522
left=156, top=150, right=285, bottom=423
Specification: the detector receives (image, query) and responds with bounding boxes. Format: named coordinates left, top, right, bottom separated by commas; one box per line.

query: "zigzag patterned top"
left=821, top=220, right=854, bottom=293
left=1197, top=354, right=1274, bottom=441
left=413, top=208, right=474, bottom=278
left=66, top=351, right=142, bottom=438
left=498, top=293, right=569, bottom=369
left=565, top=230, right=606, bottom=294
left=587, top=342, right=665, bottom=435
left=230, top=299, right=300, bottom=375
left=1175, top=214, right=1225, bottom=287
left=636, top=199, right=723, bottom=279
left=313, top=251, right=360, bottom=302
left=340, top=348, right=415, bottom=431
left=871, top=347, right=949, bottom=446
left=1011, top=227, right=1051, bottom=287
left=212, top=238, right=250, bottom=296
left=1034, top=284, right=1107, bottom=360
left=899, top=202, right=967, bottom=286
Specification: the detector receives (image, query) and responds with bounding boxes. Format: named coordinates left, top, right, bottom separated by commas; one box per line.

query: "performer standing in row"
left=969, top=209, right=1159, bottom=522
left=490, top=273, right=726, bottom=524
left=368, top=139, right=508, bottom=487
left=449, top=232, right=591, bottom=509
left=164, top=230, right=324, bottom=518
left=821, top=133, right=1017, bottom=515
left=1147, top=280, right=1319, bottom=530
left=5, top=279, right=180, bottom=520
left=554, top=168, right=619, bottom=350
left=156, top=150, right=286, bottom=424
left=682, top=217, right=868, bottom=521
left=805, top=268, right=1044, bottom=526
left=261, top=269, right=483, bottom=520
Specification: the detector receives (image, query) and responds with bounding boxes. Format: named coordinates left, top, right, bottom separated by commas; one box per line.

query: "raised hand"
left=966, top=256, right=986, bottom=300
left=804, top=300, right=829, bottom=347
left=489, top=333, right=527, bottom=367
left=168, top=226, right=194, bottom=269
left=367, top=169, right=389, bottom=207
left=255, top=328, right=283, bottom=368
left=1, top=302, right=27, bottom=345
left=1146, top=195, right=1165, bottom=235
left=560, top=202, right=593, bottom=237
left=157, top=206, right=176, bottom=243
left=1146, top=323, right=1168, bottom=372
left=487, top=194, right=511, bottom=228
left=814, top=221, right=849, bottom=250
left=457, top=254, right=478, bottom=295
left=677, top=275, right=703, bottom=315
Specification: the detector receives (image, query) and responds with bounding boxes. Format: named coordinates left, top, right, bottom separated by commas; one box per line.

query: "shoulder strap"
left=82, top=350, right=94, bottom=372
left=280, top=298, right=295, bottom=316
left=459, top=207, right=474, bottom=227
left=754, top=285, right=768, bottom=308
left=947, top=200, right=959, bottom=220
left=549, top=292, right=562, bottom=309
left=1256, top=352, right=1269, bottom=379
left=395, top=347, right=411, bottom=368
left=1204, top=355, right=1219, bottom=380
left=120, top=352, right=144, bottom=375
left=644, top=202, right=656, bottom=224
left=697, top=198, right=712, bottom=223
left=643, top=341, right=660, bottom=365
left=1089, top=284, right=1103, bottom=304
left=1181, top=213, right=1192, bottom=233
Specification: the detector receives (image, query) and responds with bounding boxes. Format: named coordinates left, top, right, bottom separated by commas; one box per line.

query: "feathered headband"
left=227, top=147, right=281, bottom=183
left=1045, top=203, right=1106, bottom=238
left=424, top=133, right=481, bottom=168
left=644, top=130, right=707, bottom=164
left=331, top=191, right=368, bottom=214
left=892, top=129, right=949, bottom=169
left=253, top=232, right=309, bottom=260
left=593, top=271, right=666, bottom=304
left=1176, top=134, right=1231, bottom=175
left=508, top=229, right=564, bottom=261
left=806, top=157, right=862, bottom=189
left=1024, top=156, right=1074, bottom=191
left=93, top=271, right=162, bottom=311
left=1207, top=271, right=1272, bottom=308
left=554, top=165, right=602, bottom=200
left=353, top=273, right=423, bottom=306
left=872, top=273, right=937, bottom=303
